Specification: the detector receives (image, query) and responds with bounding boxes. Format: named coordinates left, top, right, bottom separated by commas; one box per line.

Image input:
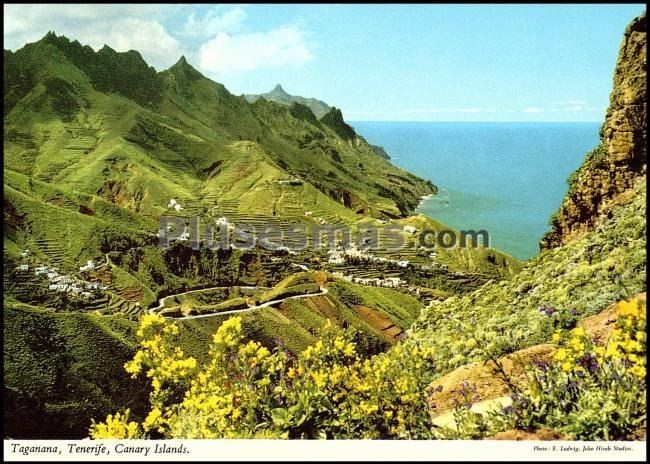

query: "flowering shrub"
left=538, top=305, right=578, bottom=331
left=90, top=314, right=437, bottom=439
left=432, top=296, right=646, bottom=440
left=410, top=181, right=646, bottom=376
left=89, top=410, right=141, bottom=439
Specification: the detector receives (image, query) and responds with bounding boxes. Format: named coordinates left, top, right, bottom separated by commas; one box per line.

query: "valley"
left=3, top=8, right=646, bottom=443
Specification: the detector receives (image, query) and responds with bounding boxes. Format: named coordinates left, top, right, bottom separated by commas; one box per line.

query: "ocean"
left=351, top=121, right=601, bottom=260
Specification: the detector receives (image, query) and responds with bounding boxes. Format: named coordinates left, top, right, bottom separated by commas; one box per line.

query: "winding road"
left=88, top=249, right=325, bottom=320
left=172, top=286, right=328, bottom=320
left=148, top=285, right=266, bottom=313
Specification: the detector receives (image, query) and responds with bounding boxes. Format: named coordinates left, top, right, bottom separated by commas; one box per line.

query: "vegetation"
left=3, top=300, right=148, bottom=438
left=566, top=143, right=608, bottom=196
left=408, top=180, right=646, bottom=373
left=90, top=315, right=437, bottom=439
left=3, top=24, right=647, bottom=442
left=433, top=296, right=646, bottom=440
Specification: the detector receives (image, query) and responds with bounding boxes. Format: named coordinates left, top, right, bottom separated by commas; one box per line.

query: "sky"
left=4, top=4, right=646, bottom=122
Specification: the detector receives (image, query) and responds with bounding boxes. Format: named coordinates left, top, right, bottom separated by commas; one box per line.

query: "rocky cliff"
left=541, top=11, right=646, bottom=249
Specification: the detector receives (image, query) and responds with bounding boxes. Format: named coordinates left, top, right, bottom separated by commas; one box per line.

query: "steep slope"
left=244, top=84, right=332, bottom=119
left=2, top=32, right=521, bottom=439
left=3, top=300, right=149, bottom=438
left=408, top=9, right=646, bottom=381
left=4, top=33, right=436, bottom=228
left=541, top=11, right=646, bottom=249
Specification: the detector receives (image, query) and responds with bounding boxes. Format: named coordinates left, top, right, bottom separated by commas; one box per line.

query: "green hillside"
left=3, top=32, right=526, bottom=440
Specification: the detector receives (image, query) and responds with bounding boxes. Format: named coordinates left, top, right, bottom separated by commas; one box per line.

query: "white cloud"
left=180, top=6, right=246, bottom=39
left=4, top=4, right=314, bottom=74
left=522, top=107, right=544, bottom=113
left=198, top=25, right=313, bottom=73
left=3, top=4, right=186, bottom=69
left=456, top=108, right=482, bottom=113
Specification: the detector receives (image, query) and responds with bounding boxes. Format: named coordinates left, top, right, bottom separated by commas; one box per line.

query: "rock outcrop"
left=541, top=11, right=646, bottom=249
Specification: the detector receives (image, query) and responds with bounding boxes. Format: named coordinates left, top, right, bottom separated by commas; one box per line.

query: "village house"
left=49, top=283, right=68, bottom=292
left=34, top=265, right=49, bottom=276
left=80, top=260, right=95, bottom=272
left=51, top=275, right=72, bottom=285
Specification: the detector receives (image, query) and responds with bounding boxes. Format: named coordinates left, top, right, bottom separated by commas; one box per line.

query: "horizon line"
left=347, top=120, right=603, bottom=124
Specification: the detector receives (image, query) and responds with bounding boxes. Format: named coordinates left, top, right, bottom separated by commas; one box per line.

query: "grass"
left=3, top=299, right=148, bottom=438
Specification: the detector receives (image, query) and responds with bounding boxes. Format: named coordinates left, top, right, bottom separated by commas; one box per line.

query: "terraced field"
left=31, top=237, right=67, bottom=268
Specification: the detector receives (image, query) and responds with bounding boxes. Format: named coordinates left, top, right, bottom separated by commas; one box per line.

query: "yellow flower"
left=571, top=327, right=586, bottom=338
left=629, top=364, right=646, bottom=379
left=255, top=346, right=270, bottom=361
left=617, top=299, right=641, bottom=318
left=343, top=343, right=356, bottom=357
left=554, top=348, right=568, bottom=362
left=90, top=410, right=140, bottom=439
left=143, top=407, right=163, bottom=431
left=359, top=402, right=379, bottom=414
left=311, top=370, right=327, bottom=389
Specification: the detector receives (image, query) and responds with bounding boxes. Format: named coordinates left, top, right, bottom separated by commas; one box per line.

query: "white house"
left=52, top=275, right=72, bottom=284
left=80, top=260, right=95, bottom=272
left=86, top=282, right=106, bottom=290
left=403, top=225, right=417, bottom=234
left=383, top=277, right=402, bottom=288
left=46, top=271, right=59, bottom=280
left=49, top=283, right=68, bottom=292
left=34, top=265, right=49, bottom=276
left=215, top=217, right=230, bottom=229
left=20, top=250, right=30, bottom=258
left=328, top=251, right=345, bottom=265
left=16, top=264, right=29, bottom=271
left=397, top=260, right=410, bottom=268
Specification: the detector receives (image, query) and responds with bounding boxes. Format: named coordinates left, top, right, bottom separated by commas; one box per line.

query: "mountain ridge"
left=4, top=32, right=437, bottom=229
left=244, top=83, right=332, bottom=119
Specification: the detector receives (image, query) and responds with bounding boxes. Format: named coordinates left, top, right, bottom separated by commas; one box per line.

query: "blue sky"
left=4, top=4, right=645, bottom=121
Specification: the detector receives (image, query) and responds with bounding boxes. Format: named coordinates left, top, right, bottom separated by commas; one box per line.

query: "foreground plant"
left=433, top=296, right=646, bottom=440
left=90, top=314, right=437, bottom=439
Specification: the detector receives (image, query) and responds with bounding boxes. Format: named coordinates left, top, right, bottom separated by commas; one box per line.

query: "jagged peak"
left=272, top=83, right=288, bottom=94
left=168, top=55, right=204, bottom=80
left=39, top=31, right=67, bottom=46
left=98, top=44, right=115, bottom=53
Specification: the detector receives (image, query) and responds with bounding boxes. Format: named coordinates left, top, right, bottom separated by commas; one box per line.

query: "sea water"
left=352, top=121, right=600, bottom=260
